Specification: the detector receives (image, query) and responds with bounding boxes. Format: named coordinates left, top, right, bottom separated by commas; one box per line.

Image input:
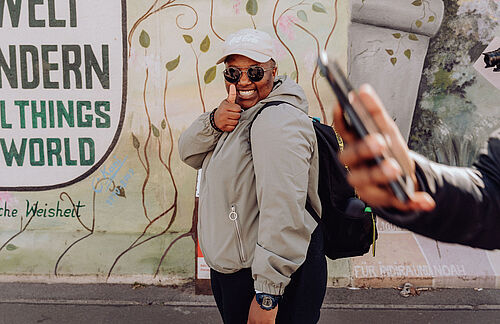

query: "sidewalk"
left=0, top=282, right=499, bottom=323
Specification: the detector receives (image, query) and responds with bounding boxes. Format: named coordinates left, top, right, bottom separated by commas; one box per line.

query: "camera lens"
left=483, top=48, right=500, bottom=71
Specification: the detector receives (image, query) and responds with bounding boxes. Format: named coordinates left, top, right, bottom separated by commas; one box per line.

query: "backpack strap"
left=306, top=201, right=322, bottom=224
left=248, top=100, right=323, bottom=226
left=248, top=101, right=286, bottom=148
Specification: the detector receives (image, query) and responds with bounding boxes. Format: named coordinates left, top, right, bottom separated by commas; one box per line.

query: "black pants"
left=210, top=226, right=327, bottom=324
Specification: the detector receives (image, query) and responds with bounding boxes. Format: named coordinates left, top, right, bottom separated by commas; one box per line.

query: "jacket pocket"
left=229, top=205, right=247, bottom=263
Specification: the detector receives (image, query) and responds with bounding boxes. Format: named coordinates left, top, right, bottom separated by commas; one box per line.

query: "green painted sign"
left=0, top=0, right=127, bottom=190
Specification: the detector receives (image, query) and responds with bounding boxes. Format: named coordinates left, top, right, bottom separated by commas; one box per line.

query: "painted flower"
left=278, top=13, right=298, bottom=41
left=0, top=192, right=18, bottom=207
left=272, top=39, right=287, bottom=60
left=303, top=51, right=317, bottom=74
left=233, top=0, right=241, bottom=15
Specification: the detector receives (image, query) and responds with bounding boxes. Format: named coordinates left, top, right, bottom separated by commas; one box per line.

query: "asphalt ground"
left=0, top=282, right=498, bottom=323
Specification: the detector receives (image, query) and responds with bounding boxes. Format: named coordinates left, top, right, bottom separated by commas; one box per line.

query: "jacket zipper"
left=229, top=205, right=247, bottom=263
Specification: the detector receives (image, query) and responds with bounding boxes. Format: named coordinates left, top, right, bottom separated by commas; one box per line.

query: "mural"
left=346, top=0, right=500, bottom=289
left=409, top=0, right=500, bottom=166
left=0, top=0, right=346, bottom=284
left=0, top=0, right=498, bottom=288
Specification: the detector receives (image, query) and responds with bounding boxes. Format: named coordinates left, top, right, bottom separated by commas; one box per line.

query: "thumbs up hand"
left=214, top=84, right=241, bottom=132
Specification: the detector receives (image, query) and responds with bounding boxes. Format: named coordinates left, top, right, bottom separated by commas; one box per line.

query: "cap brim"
left=217, top=50, right=272, bottom=64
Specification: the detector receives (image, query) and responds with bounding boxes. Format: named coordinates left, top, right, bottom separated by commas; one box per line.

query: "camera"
left=483, top=48, right=500, bottom=72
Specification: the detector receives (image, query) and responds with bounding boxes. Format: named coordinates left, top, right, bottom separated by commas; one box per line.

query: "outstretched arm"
left=333, top=84, right=500, bottom=249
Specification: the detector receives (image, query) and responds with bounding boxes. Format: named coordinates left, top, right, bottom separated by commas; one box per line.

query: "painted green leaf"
left=428, top=16, right=435, bottom=22
left=132, top=133, right=140, bottom=149
left=297, top=10, right=308, bottom=22
left=246, top=0, right=258, bottom=16
left=390, top=57, right=397, bottom=66
left=204, top=65, right=217, bottom=84
left=412, top=0, right=422, bottom=6
left=200, top=35, right=210, bottom=53
left=161, top=119, right=166, bottom=129
left=385, top=49, right=394, bottom=55
left=6, top=244, right=17, bottom=251
left=183, top=34, right=193, bottom=44
left=312, top=2, right=327, bottom=13
left=392, top=33, right=401, bottom=39
left=290, top=70, right=297, bottom=81
left=152, top=124, right=160, bottom=137
left=415, top=20, right=422, bottom=28
left=408, top=33, right=419, bottom=41
left=166, top=55, right=180, bottom=71
left=404, top=49, right=412, bottom=59
left=115, top=186, right=126, bottom=198
left=139, top=30, right=150, bottom=48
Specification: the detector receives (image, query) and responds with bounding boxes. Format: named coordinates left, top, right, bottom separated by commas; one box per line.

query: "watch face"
left=262, top=296, right=273, bottom=308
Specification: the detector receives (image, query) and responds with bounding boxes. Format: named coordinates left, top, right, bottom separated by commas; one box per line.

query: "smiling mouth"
left=238, top=90, right=255, bottom=99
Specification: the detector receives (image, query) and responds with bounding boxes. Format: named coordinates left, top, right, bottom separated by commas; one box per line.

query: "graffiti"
left=105, top=169, right=134, bottom=206
left=354, top=263, right=467, bottom=278
left=92, top=156, right=129, bottom=193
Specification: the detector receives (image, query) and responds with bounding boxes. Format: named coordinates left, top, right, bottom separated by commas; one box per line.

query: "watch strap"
left=255, top=293, right=281, bottom=311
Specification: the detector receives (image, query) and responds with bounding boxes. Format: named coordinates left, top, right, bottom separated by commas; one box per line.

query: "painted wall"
left=0, top=0, right=498, bottom=288
left=342, top=0, right=500, bottom=289
left=410, top=0, right=500, bottom=165
left=0, top=0, right=347, bottom=284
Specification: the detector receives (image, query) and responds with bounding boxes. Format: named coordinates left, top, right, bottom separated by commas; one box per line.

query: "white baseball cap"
left=217, top=29, right=276, bottom=64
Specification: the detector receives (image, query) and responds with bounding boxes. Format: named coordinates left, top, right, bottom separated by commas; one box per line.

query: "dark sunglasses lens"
left=224, top=68, right=240, bottom=83
left=247, top=67, right=265, bottom=82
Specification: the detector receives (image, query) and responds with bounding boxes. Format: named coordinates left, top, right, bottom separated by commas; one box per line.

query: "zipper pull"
left=229, top=205, right=238, bottom=221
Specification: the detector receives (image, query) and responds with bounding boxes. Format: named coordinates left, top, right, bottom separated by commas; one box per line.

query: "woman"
left=179, top=29, right=325, bottom=324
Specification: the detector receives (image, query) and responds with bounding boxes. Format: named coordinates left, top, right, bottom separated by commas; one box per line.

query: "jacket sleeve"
left=376, top=130, right=500, bottom=250
left=178, top=111, right=223, bottom=170
left=250, top=106, right=318, bottom=295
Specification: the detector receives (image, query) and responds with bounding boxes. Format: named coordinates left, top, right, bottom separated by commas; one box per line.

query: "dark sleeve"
left=375, top=130, right=500, bottom=250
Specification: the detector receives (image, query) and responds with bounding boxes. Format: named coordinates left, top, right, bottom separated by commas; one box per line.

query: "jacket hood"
left=262, top=75, right=309, bottom=114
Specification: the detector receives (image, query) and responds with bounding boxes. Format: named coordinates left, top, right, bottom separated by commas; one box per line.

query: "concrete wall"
left=0, top=0, right=499, bottom=289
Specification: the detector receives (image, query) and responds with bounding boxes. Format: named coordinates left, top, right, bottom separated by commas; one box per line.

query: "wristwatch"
left=255, top=293, right=281, bottom=311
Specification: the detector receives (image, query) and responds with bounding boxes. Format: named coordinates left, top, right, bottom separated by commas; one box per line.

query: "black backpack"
left=249, top=101, right=378, bottom=260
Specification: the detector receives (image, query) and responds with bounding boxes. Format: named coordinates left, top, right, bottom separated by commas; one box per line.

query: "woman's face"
left=224, top=55, right=277, bottom=110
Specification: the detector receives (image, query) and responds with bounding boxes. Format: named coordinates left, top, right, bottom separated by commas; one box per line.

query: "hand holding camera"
left=318, top=51, right=435, bottom=211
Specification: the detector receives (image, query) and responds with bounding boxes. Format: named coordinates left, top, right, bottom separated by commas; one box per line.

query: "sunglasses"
left=223, top=66, right=274, bottom=83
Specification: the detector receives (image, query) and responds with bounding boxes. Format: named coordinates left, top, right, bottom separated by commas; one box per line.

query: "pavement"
left=0, top=282, right=499, bottom=324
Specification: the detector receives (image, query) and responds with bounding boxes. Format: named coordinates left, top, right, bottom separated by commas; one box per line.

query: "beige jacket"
left=178, top=76, right=321, bottom=295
